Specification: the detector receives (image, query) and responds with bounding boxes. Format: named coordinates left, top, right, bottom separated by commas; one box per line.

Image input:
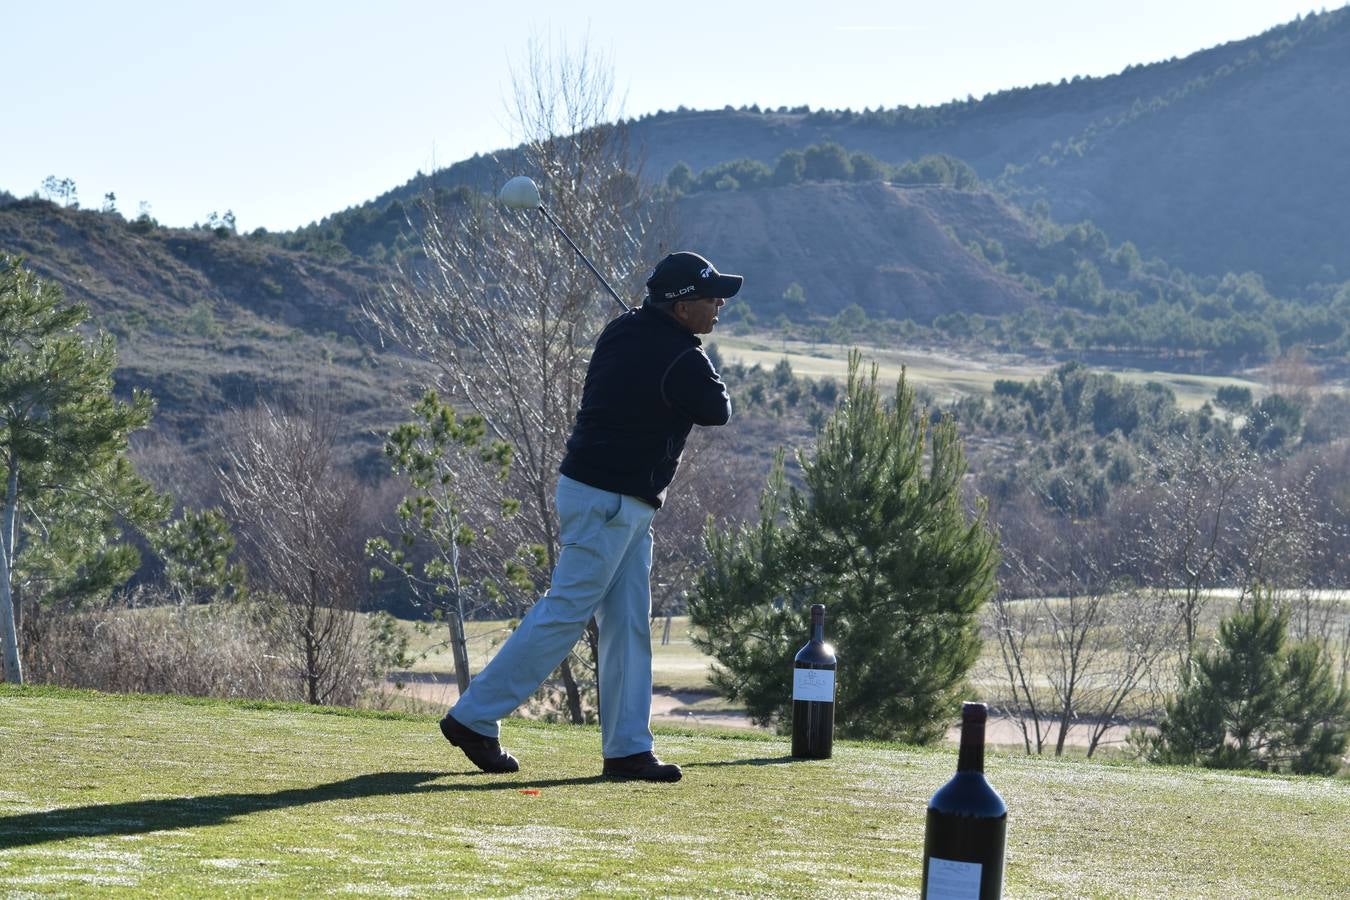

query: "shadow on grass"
left=683, top=755, right=797, bottom=768
left=3, top=758, right=785, bottom=848
left=437, top=775, right=609, bottom=792
left=0, top=770, right=455, bottom=849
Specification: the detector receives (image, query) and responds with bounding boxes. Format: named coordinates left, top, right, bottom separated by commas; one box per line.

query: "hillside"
left=0, top=199, right=380, bottom=340
left=0, top=177, right=1048, bottom=442
left=0, top=199, right=418, bottom=465
left=3, top=687, right=1347, bottom=896
left=1008, top=9, right=1350, bottom=289
left=364, top=7, right=1350, bottom=294
left=674, top=180, right=1039, bottom=320
left=386, top=11, right=1330, bottom=198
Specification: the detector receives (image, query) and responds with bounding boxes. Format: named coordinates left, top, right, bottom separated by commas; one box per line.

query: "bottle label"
left=792, top=668, right=835, bottom=702
left=924, top=857, right=981, bottom=899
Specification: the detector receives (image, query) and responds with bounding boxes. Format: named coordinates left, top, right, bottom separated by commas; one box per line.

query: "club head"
left=499, top=176, right=542, bottom=210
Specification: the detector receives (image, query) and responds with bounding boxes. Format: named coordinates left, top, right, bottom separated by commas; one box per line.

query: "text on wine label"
left=924, top=857, right=982, bottom=899
left=792, top=668, right=835, bottom=702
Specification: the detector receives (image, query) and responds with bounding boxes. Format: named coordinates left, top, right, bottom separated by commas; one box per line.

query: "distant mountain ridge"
left=1004, top=8, right=1350, bottom=289
left=392, top=9, right=1336, bottom=191
left=364, top=7, right=1349, bottom=293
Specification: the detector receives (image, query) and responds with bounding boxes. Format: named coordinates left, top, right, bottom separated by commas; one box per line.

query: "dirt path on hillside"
left=385, top=675, right=1139, bottom=749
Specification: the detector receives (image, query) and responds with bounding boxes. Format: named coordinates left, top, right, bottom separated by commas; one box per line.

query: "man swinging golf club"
left=440, top=250, right=743, bottom=782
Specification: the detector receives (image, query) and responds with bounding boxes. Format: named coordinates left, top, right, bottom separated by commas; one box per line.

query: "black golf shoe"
left=602, top=751, right=682, bottom=782
left=439, top=714, right=519, bottom=774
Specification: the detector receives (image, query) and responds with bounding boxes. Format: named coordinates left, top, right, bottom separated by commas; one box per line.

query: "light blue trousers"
left=450, top=475, right=657, bottom=759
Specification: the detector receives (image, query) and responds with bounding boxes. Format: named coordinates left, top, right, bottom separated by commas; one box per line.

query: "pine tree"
left=690, top=353, right=999, bottom=744
left=366, top=390, right=524, bottom=695
left=1, top=256, right=167, bottom=683
left=1151, top=591, right=1349, bottom=774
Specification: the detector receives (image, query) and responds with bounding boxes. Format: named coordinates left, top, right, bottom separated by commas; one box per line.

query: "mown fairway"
left=713, top=334, right=1272, bottom=410
left=2, top=687, right=1347, bottom=897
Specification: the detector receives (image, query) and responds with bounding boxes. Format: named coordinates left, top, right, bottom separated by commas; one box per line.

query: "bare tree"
left=1262, top=345, right=1319, bottom=408
left=1116, top=437, right=1253, bottom=668
left=1048, top=585, right=1180, bottom=756
left=367, top=39, right=668, bottom=723
left=1228, top=464, right=1323, bottom=601
left=648, top=424, right=768, bottom=615
left=987, top=430, right=1344, bottom=758
left=217, top=398, right=370, bottom=706
left=986, top=500, right=1180, bottom=757
left=1284, top=440, right=1350, bottom=588
left=987, top=591, right=1052, bottom=754
left=1259, top=447, right=1350, bottom=690
left=1116, top=435, right=1336, bottom=669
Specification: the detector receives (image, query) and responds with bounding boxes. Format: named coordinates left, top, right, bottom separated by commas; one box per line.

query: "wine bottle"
left=791, top=603, right=836, bottom=759
left=921, top=702, right=1007, bottom=899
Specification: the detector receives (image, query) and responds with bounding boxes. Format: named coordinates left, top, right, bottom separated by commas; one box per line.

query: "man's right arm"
left=661, top=347, right=731, bottom=426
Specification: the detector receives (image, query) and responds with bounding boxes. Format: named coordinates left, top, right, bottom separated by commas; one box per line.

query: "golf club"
left=498, top=175, right=631, bottom=312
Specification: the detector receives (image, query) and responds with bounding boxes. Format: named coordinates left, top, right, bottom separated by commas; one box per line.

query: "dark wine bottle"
left=791, top=603, right=836, bottom=759
left=921, top=702, right=1007, bottom=899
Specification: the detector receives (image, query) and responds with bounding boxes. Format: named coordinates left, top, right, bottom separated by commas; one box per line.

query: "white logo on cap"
left=700, top=266, right=713, bottom=279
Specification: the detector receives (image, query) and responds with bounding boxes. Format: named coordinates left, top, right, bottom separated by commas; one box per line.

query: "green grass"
left=398, top=617, right=519, bottom=676
left=714, top=334, right=1270, bottom=411
left=2, top=686, right=1347, bottom=897
left=651, top=615, right=722, bottom=693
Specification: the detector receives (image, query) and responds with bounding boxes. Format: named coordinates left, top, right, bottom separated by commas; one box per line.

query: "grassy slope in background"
left=1, top=687, right=1346, bottom=897
left=712, top=335, right=1274, bottom=412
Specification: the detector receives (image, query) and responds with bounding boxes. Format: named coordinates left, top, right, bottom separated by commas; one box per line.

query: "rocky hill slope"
left=0, top=199, right=410, bottom=465
left=673, top=180, right=1038, bottom=320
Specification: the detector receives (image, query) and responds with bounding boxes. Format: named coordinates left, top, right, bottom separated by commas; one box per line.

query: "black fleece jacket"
left=559, top=304, right=731, bottom=508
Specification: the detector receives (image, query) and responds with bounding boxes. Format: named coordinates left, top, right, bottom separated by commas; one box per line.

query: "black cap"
left=645, top=251, right=743, bottom=304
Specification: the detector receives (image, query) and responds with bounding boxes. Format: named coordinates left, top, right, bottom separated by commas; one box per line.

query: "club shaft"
left=537, top=204, right=631, bottom=312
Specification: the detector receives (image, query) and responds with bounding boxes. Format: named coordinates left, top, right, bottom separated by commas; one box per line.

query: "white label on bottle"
left=792, top=668, right=835, bottom=702
left=924, top=857, right=982, bottom=899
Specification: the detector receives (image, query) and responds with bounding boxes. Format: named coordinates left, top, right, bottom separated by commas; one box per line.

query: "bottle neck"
left=957, top=712, right=986, bottom=773
left=810, top=606, right=825, bottom=643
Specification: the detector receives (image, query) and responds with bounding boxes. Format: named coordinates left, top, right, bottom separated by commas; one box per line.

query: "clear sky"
left=3, top=1, right=1334, bottom=233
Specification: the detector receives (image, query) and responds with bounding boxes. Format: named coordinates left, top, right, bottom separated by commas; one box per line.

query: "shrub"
left=21, top=590, right=407, bottom=706
left=22, top=593, right=294, bottom=700
left=1148, top=592, right=1349, bottom=775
